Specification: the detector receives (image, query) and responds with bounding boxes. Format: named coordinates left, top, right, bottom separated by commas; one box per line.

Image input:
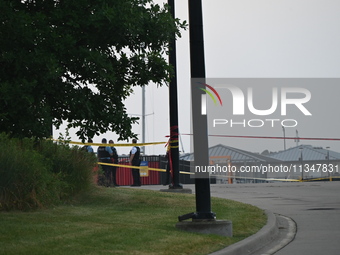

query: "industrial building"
left=180, top=144, right=340, bottom=183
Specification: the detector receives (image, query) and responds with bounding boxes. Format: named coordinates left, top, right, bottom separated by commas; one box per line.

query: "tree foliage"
left=0, top=0, right=186, bottom=141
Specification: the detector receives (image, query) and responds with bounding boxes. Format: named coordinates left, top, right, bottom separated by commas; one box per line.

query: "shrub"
left=0, top=133, right=96, bottom=211
left=37, top=139, right=97, bottom=199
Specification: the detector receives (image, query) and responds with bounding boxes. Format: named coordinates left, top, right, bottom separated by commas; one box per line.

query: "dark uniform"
left=110, top=146, right=119, bottom=186
left=97, top=146, right=114, bottom=186
left=130, top=146, right=141, bottom=186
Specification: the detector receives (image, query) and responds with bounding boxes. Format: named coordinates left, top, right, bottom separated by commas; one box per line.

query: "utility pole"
left=299, top=146, right=303, bottom=180
left=142, top=86, right=145, bottom=154
left=295, top=130, right=300, bottom=147
left=282, top=125, right=286, bottom=151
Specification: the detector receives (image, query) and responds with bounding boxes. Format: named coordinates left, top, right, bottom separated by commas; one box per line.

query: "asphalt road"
left=138, top=182, right=340, bottom=255
left=208, top=182, right=340, bottom=255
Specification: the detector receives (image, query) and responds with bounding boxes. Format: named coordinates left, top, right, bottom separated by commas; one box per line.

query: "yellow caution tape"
left=211, top=175, right=340, bottom=182
left=54, top=140, right=166, bottom=147
left=299, top=177, right=339, bottom=182
left=97, top=162, right=193, bottom=175
left=211, top=175, right=300, bottom=182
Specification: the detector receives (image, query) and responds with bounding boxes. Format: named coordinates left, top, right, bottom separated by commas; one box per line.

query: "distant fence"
left=96, top=155, right=200, bottom=186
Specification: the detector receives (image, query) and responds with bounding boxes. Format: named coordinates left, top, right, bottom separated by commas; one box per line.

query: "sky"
left=54, top=0, right=340, bottom=156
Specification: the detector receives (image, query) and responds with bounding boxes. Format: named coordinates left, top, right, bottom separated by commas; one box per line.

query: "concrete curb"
left=258, top=214, right=297, bottom=255
left=209, top=210, right=278, bottom=255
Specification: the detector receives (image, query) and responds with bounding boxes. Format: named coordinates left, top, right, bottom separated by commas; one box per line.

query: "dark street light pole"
left=168, top=0, right=182, bottom=188
left=188, top=0, right=215, bottom=220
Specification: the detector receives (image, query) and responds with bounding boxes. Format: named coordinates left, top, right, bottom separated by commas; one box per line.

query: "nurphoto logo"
left=200, top=82, right=312, bottom=129
left=198, top=82, right=223, bottom=115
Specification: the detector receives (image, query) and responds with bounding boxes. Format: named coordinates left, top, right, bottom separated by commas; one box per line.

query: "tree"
left=0, top=0, right=186, bottom=141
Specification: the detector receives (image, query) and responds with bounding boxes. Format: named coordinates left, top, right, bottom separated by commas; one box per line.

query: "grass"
left=0, top=186, right=266, bottom=255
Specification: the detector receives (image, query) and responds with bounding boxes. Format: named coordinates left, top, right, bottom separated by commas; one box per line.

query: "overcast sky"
left=55, top=0, right=340, bottom=155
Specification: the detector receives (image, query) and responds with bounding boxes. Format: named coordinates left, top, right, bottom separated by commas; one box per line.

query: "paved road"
left=209, top=182, right=340, bottom=255
left=139, top=182, right=340, bottom=255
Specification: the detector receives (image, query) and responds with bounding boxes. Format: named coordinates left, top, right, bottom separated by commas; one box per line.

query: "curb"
left=209, top=210, right=278, bottom=255
left=259, top=214, right=297, bottom=255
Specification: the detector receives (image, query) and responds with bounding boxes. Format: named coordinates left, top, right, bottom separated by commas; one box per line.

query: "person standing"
left=97, top=138, right=114, bottom=187
left=82, top=138, right=94, bottom=153
left=129, top=138, right=141, bottom=186
left=109, top=139, right=119, bottom=187
left=86, top=138, right=94, bottom=153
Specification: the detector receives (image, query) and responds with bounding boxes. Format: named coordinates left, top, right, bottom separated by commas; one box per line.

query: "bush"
left=0, top=133, right=96, bottom=211
left=37, top=139, right=97, bottom=199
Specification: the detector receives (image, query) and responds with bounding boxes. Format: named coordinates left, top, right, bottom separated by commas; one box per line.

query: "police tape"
left=181, top=133, right=340, bottom=141
left=95, top=165, right=339, bottom=181
left=298, top=176, right=340, bottom=182
left=211, top=175, right=300, bottom=182
left=54, top=140, right=166, bottom=147
left=97, top=162, right=193, bottom=175
left=211, top=175, right=340, bottom=182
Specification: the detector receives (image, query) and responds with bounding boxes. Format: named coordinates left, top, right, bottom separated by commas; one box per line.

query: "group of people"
left=86, top=138, right=142, bottom=187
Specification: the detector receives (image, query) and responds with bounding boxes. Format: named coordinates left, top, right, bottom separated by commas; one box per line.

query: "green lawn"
left=0, top=186, right=266, bottom=255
